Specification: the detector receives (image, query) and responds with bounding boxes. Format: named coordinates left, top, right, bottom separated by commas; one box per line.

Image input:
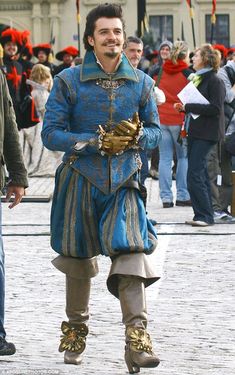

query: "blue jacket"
left=42, top=51, right=161, bottom=194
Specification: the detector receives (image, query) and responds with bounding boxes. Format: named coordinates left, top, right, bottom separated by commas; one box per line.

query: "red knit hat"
left=227, top=47, right=235, bottom=56
left=0, top=28, right=22, bottom=50
left=55, top=46, right=79, bottom=61
left=212, top=44, right=228, bottom=58
left=22, top=43, right=33, bottom=59
left=33, top=43, right=52, bottom=57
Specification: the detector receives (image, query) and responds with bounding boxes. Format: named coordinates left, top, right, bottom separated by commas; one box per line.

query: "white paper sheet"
left=177, top=81, right=209, bottom=119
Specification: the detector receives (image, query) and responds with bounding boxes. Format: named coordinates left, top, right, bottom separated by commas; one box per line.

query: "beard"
left=104, top=51, right=120, bottom=59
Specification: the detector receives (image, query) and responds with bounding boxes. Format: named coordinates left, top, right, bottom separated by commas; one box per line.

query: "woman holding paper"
left=175, top=44, right=226, bottom=226
left=157, top=40, right=192, bottom=208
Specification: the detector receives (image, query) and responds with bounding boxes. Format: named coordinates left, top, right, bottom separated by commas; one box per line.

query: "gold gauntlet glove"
left=114, top=112, right=142, bottom=138
left=98, top=112, right=143, bottom=156
left=99, top=131, right=133, bottom=156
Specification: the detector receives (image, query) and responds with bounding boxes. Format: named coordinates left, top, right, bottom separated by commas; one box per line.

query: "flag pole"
left=210, top=1, right=216, bottom=44
left=186, top=1, right=196, bottom=49
left=76, top=0, right=80, bottom=56
left=137, top=0, right=148, bottom=38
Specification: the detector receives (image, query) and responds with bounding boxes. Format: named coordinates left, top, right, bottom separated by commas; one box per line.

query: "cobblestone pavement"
left=0, top=179, right=234, bottom=375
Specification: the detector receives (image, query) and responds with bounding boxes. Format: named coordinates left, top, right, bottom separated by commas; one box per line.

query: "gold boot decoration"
left=125, top=327, right=160, bottom=374
left=59, top=321, right=88, bottom=354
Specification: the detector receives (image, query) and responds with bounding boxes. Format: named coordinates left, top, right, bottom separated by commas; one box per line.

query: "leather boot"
left=60, top=276, right=90, bottom=365
left=118, top=276, right=160, bottom=373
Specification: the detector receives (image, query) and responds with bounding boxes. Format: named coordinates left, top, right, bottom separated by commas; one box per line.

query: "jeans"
left=159, top=124, right=190, bottom=203
left=0, top=202, right=5, bottom=338
left=187, top=137, right=216, bottom=224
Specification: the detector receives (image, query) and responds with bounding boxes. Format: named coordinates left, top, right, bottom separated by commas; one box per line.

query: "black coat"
left=185, top=70, right=226, bottom=142
left=53, top=63, right=71, bottom=77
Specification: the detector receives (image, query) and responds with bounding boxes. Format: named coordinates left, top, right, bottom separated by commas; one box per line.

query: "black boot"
left=0, top=337, right=16, bottom=356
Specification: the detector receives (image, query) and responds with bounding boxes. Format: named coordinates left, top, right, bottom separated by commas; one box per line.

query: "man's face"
left=160, top=46, right=171, bottom=61
left=4, top=42, right=18, bottom=57
left=124, top=42, right=143, bottom=68
left=63, top=53, right=73, bottom=65
left=38, top=50, right=47, bottom=63
left=88, top=17, right=124, bottom=60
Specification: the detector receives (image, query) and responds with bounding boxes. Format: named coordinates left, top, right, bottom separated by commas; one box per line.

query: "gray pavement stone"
left=0, top=179, right=234, bottom=374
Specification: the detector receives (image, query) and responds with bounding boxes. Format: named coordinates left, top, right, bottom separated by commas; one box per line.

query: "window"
left=149, top=15, right=173, bottom=48
left=205, top=14, right=229, bottom=47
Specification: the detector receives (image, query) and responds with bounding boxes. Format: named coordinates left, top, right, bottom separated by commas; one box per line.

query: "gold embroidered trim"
left=127, top=327, right=153, bottom=354
left=59, top=321, right=88, bottom=353
left=96, top=78, right=125, bottom=90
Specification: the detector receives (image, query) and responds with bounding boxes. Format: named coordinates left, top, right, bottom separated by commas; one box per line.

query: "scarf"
left=163, top=59, right=189, bottom=74
left=188, top=67, right=213, bottom=87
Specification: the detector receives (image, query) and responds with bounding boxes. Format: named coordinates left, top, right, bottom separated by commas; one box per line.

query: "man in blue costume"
left=42, top=3, right=162, bottom=373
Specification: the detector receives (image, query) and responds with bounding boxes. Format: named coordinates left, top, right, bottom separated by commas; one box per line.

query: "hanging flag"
left=76, top=0, right=80, bottom=24
left=210, top=1, right=216, bottom=43
left=211, top=0, right=216, bottom=24
left=186, top=0, right=194, bottom=19
left=137, top=0, right=148, bottom=38
left=185, top=0, right=196, bottom=48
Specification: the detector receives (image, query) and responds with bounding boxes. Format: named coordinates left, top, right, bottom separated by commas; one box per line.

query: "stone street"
left=0, top=178, right=234, bottom=375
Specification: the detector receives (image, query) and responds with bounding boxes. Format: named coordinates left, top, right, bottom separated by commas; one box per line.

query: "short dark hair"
left=83, top=3, right=125, bottom=51
left=124, top=36, right=143, bottom=49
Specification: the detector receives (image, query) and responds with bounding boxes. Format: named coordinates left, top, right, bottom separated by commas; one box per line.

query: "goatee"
left=104, top=51, right=119, bottom=59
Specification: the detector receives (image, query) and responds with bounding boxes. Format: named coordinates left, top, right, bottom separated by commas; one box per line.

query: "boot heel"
left=125, top=345, right=140, bottom=374
left=125, top=327, right=160, bottom=372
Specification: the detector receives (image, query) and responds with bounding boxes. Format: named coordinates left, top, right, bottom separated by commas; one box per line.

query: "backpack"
left=19, top=94, right=40, bottom=129
left=18, top=73, right=40, bottom=129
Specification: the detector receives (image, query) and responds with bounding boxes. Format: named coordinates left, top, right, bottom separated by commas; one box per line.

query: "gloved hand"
left=98, top=126, right=133, bottom=155
left=114, top=112, right=141, bottom=137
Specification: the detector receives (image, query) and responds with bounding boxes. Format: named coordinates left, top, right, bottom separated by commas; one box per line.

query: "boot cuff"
left=52, top=255, right=99, bottom=279
left=107, top=253, right=160, bottom=298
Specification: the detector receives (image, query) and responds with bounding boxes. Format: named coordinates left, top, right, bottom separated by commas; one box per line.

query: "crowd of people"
left=138, top=39, right=234, bottom=226
left=0, top=24, right=233, bottom=222
left=0, top=28, right=79, bottom=177
left=0, top=2, right=234, bottom=373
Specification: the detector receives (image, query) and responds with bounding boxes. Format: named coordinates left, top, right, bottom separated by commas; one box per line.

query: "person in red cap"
left=32, top=43, right=55, bottom=75
left=54, top=46, right=79, bottom=76
left=212, top=44, right=227, bottom=66
left=18, top=30, right=34, bottom=79
left=226, top=47, right=235, bottom=62
left=0, top=28, right=25, bottom=129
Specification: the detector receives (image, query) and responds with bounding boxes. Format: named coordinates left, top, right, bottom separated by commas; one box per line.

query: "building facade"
left=0, top=0, right=234, bottom=60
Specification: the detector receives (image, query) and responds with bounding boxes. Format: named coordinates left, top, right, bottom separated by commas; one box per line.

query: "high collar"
left=80, top=50, right=139, bottom=82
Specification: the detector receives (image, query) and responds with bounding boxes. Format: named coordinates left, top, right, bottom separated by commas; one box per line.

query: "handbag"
left=18, top=93, right=40, bottom=129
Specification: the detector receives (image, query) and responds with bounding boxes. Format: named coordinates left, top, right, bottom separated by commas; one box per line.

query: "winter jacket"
left=0, top=69, right=28, bottom=192
left=185, top=70, right=226, bottom=142
left=217, top=60, right=235, bottom=135
left=157, top=59, right=192, bottom=125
